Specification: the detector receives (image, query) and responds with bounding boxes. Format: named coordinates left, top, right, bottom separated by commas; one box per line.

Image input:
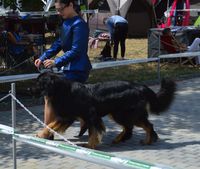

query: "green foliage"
left=2, top=0, right=44, bottom=11
left=20, top=0, right=44, bottom=11
left=3, top=0, right=16, bottom=9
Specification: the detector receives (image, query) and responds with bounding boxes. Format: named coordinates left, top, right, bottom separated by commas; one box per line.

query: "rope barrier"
left=0, top=54, right=36, bottom=75
left=8, top=93, right=76, bottom=146
left=0, top=93, right=11, bottom=102
left=0, top=92, right=75, bottom=146
left=0, top=124, right=174, bottom=169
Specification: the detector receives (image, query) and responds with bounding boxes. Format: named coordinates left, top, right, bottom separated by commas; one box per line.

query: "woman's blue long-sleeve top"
left=39, top=16, right=92, bottom=73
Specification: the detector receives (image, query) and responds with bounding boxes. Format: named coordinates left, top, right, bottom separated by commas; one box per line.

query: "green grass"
left=87, top=38, right=200, bottom=83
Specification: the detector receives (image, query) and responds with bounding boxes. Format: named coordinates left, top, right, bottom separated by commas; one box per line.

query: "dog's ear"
left=36, top=72, right=72, bottom=97
left=36, top=72, right=55, bottom=94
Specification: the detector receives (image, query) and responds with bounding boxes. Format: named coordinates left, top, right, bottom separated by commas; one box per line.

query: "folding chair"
left=160, top=35, right=196, bottom=66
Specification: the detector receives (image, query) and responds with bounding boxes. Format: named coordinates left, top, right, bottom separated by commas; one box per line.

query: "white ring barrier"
left=0, top=124, right=173, bottom=169
left=0, top=58, right=160, bottom=84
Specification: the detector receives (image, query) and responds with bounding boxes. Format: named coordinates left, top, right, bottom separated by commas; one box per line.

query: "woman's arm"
left=39, top=38, right=62, bottom=61
left=54, top=21, right=89, bottom=67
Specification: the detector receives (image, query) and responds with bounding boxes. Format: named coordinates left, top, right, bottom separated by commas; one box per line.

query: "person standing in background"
left=104, top=15, right=128, bottom=60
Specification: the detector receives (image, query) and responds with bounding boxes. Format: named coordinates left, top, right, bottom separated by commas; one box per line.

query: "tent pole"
left=167, top=0, right=169, bottom=11
left=118, top=0, right=120, bottom=15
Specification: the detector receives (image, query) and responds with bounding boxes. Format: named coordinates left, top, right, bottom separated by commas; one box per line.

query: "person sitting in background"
left=7, top=23, right=37, bottom=65
left=103, top=15, right=128, bottom=60
left=161, top=28, right=187, bottom=53
left=161, top=27, right=200, bottom=64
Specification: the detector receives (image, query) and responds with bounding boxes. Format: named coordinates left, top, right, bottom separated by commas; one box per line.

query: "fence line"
left=0, top=58, right=160, bottom=84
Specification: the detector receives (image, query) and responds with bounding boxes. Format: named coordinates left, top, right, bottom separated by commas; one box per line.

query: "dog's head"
left=30, top=71, right=71, bottom=97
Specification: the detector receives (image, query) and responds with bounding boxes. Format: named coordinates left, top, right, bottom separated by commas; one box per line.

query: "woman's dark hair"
left=55, top=0, right=75, bottom=6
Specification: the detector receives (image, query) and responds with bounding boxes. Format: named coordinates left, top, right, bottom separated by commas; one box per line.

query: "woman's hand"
left=43, top=59, right=55, bottom=68
left=34, top=59, right=42, bottom=68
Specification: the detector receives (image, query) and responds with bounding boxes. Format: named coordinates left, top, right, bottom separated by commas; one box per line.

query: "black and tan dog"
left=31, top=72, right=176, bottom=149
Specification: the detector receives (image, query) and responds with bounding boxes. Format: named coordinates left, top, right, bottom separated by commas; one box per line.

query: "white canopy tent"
left=106, top=0, right=157, bottom=37
left=88, top=0, right=157, bottom=37
left=107, top=0, right=133, bottom=17
left=41, top=0, right=55, bottom=12
left=42, top=0, right=157, bottom=37
left=42, top=0, right=133, bottom=18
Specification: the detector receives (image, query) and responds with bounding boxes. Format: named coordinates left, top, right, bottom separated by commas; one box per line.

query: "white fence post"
left=11, top=83, right=17, bottom=169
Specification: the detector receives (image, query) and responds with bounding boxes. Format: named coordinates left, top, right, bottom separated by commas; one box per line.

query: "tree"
left=2, top=0, right=44, bottom=11
left=18, top=0, right=44, bottom=11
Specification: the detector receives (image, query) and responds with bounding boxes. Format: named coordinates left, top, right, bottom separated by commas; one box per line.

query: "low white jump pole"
left=0, top=124, right=174, bottom=169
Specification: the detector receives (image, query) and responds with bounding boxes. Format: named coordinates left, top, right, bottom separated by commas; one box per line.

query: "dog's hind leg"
left=112, top=126, right=133, bottom=144
left=86, top=128, right=102, bottom=149
left=82, top=118, right=105, bottom=149
left=77, top=118, right=88, bottom=137
left=135, top=119, right=158, bottom=145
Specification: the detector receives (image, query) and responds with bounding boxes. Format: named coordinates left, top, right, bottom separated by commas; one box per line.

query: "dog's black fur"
left=32, top=71, right=176, bottom=148
left=97, top=40, right=113, bottom=61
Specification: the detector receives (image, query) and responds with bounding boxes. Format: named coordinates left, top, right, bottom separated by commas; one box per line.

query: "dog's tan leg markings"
left=36, top=127, right=53, bottom=139
left=112, top=127, right=126, bottom=144
left=44, top=96, right=56, bottom=125
left=112, top=125, right=133, bottom=144
left=83, top=128, right=103, bottom=149
left=89, top=128, right=101, bottom=149
left=109, top=114, right=126, bottom=144
left=48, top=121, right=72, bottom=133
left=138, top=123, right=151, bottom=145
left=136, top=121, right=158, bottom=145
left=36, top=121, right=71, bottom=140
left=79, top=118, right=85, bottom=128
left=82, top=120, right=105, bottom=149
left=78, top=118, right=87, bottom=137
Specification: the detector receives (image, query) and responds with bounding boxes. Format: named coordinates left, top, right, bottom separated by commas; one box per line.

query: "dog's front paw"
left=36, top=129, right=54, bottom=140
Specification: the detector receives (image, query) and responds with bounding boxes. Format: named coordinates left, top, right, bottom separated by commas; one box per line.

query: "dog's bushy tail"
left=145, top=79, right=176, bottom=114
